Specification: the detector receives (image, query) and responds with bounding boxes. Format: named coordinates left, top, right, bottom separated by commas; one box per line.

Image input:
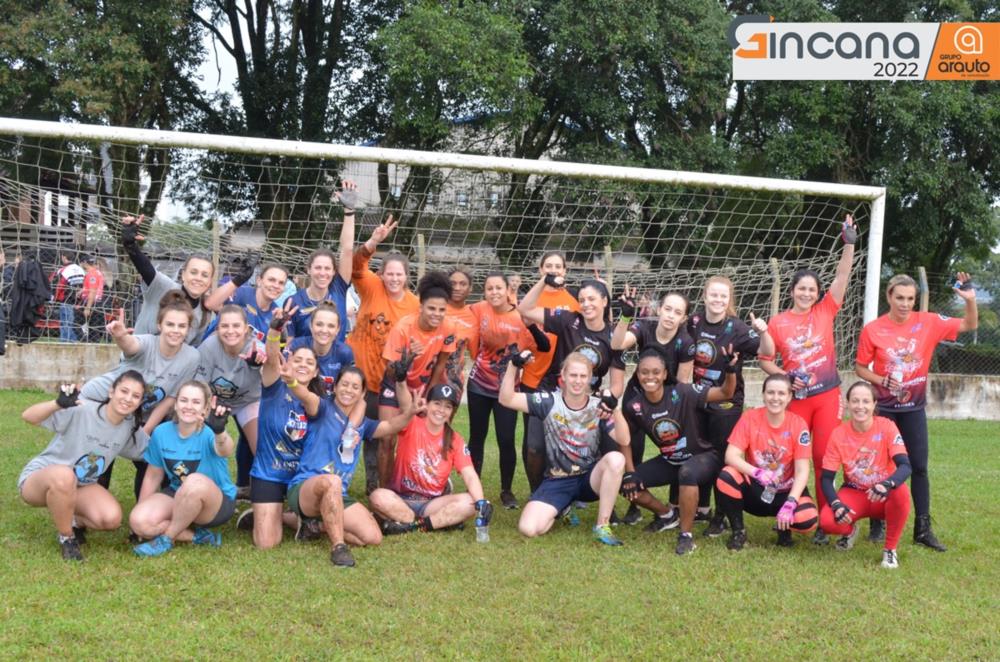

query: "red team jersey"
left=467, top=301, right=538, bottom=396
left=768, top=292, right=841, bottom=397
left=382, top=314, right=457, bottom=391
left=388, top=416, right=473, bottom=498
left=727, top=407, right=811, bottom=487
left=822, top=417, right=907, bottom=489
left=856, top=311, right=962, bottom=411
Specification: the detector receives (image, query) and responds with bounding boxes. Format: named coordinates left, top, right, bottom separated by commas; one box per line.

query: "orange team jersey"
left=727, top=407, right=811, bottom=487
left=768, top=292, right=841, bottom=397
left=856, top=311, right=962, bottom=411
left=388, top=415, right=473, bottom=498
left=347, top=251, right=419, bottom=393
left=444, top=302, right=479, bottom=389
left=822, top=416, right=907, bottom=489
left=467, top=301, right=538, bottom=396
left=521, top=288, right=580, bottom=389
left=382, top=314, right=457, bottom=391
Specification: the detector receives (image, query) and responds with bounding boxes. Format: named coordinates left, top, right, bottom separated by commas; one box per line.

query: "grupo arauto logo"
left=729, top=16, right=999, bottom=80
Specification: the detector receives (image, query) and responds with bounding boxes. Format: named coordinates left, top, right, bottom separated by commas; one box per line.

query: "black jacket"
left=9, top=257, right=51, bottom=332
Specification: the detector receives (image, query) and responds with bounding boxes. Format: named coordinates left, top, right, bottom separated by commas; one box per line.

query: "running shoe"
left=835, top=524, right=860, bottom=551
left=236, top=509, right=254, bottom=532
left=812, top=529, right=830, bottom=545
left=776, top=530, right=794, bottom=547
left=609, top=510, right=623, bottom=527
left=704, top=513, right=727, bottom=537
left=726, top=529, right=748, bottom=551
left=72, top=525, right=87, bottom=545
left=330, top=543, right=356, bottom=567
left=381, top=520, right=415, bottom=536
left=621, top=503, right=643, bottom=526
left=643, top=510, right=679, bottom=533
left=60, top=536, right=84, bottom=562
left=675, top=532, right=697, bottom=555
left=694, top=509, right=713, bottom=523
left=881, top=549, right=899, bottom=569
left=500, top=490, right=519, bottom=510
left=592, top=523, right=623, bottom=546
left=192, top=527, right=222, bottom=547
left=295, top=516, right=324, bottom=542
left=559, top=506, right=580, bottom=527
left=134, top=534, right=173, bottom=557
left=868, top=518, right=885, bottom=543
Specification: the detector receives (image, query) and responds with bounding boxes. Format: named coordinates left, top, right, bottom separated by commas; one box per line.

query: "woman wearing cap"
left=517, top=274, right=624, bottom=492
left=369, top=383, right=491, bottom=537
left=759, top=215, right=856, bottom=543
left=854, top=272, right=977, bottom=551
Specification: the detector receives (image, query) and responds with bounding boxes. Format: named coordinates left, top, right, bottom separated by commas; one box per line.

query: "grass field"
left=1, top=389, right=998, bottom=660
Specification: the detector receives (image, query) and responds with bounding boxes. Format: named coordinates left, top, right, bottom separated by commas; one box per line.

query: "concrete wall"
left=2, top=344, right=998, bottom=421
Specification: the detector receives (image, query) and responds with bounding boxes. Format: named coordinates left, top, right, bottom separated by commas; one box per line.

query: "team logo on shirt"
left=284, top=411, right=308, bottom=442
left=319, top=375, right=336, bottom=396
left=937, top=314, right=951, bottom=322
left=654, top=418, right=681, bottom=444
left=892, top=433, right=905, bottom=446
left=572, top=344, right=601, bottom=369
left=210, top=377, right=239, bottom=401
left=798, top=430, right=811, bottom=446
left=752, top=438, right=787, bottom=479
left=142, top=385, right=166, bottom=412
left=694, top=340, right=717, bottom=366
left=166, top=459, right=200, bottom=481
left=845, top=445, right=881, bottom=487
left=74, top=452, right=106, bottom=485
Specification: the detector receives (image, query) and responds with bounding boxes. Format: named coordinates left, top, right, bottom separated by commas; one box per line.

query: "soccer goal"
left=0, top=117, right=885, bottom=366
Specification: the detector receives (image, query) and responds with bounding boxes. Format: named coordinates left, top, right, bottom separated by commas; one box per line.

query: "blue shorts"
left=400, top=493, right=432, bottom=518
left=529, top=470, right=598, bottom=513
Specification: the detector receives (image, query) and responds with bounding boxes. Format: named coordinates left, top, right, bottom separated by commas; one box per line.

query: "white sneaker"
left=881, top=549, right=899, bottom=569
left=835, top=524, right=859, bottom=551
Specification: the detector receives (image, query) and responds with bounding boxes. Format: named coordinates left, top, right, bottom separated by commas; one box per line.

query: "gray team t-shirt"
left=80, top=334, right=201, bottom=416
left=195, top=334, right=262, bottom=410
left=526, top=391, right=615, bottom=478
left=18, top=400, right=150, bottom=488
left=134, top=271, right=209, bottom=346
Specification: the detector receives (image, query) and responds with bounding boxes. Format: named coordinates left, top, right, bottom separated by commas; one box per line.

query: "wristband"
left=285, top=379, right=299, bottom=389
left=267, top=333, right=281, bottom=343
left=619, top=316, right=632, bottom=325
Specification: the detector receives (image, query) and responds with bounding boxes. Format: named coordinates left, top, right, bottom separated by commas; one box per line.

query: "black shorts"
left=250, top=476, right=288, bottom=504
left=529, top=470, right=599, bottom=513
left=161, top=486, right=236, bottom=528
left=636, top=451, right=722, bottom=488
left=364, top=389, right=380, bottom=420
left=377, top=374, right=401, bottom=408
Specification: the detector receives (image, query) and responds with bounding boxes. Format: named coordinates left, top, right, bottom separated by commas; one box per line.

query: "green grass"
left=1, top=389, right=998, bottom=660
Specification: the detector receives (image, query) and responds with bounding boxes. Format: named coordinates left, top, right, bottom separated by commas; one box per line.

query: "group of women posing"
left=17, top=206, right=978, bottom=569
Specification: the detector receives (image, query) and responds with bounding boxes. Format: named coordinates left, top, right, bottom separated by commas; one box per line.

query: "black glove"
left=475, top=499, right=494, bottom=526
left=243, top=345, right=265, bottom=368
left=543, top=274, right=564, bottom=289
left=870, top=479, right=893, bottom=500
left=56, top=384, right=81, bottom=409
left=620, top=471, right=644, bottom=499
left=831, top=499, right=852, bottom=524
left=121, top=221, right=142, bottom=249
left=510, top=349, right=532, bottom=369
left=270, top=303, right=293, bottom=332
left=841, top=219, right=858, bottom=245
left=205, top=406, right=231, bottom=434
left=388, top=347, right=415, bottom=383
left=599, top=389, right=618, bottom=411
left=618, top=292, right=636, bottom=319
left=231, top=255, right=257, bottom=287
left=955, top=277, right=974, bottom=291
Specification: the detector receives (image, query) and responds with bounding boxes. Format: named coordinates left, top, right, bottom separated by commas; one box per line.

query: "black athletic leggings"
left=467, top=390, right=519, bottom=492
left=879, top=408, right=931, bottom=517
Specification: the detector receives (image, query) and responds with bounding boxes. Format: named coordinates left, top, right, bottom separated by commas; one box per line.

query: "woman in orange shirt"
left=444, top=267, right=478, bottom=394
left=347, top=216, right=419, bottom=493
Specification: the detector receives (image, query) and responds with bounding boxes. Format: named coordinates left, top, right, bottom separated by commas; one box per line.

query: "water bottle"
left=790, top=370, right=808, bottom=400
left=339, top=426, right=360, bottom=464
left=475, top=517, right=489, bottom=543
left=761, top=484, right=776, bottom=504
left=891, top=369, right=904, bottom=398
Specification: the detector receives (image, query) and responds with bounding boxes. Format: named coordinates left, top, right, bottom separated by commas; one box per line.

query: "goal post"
left=0, top=116, right=886, bottom=366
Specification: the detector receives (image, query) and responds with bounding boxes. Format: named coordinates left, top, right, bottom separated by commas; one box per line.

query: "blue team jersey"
left=288, top=336, right=354, bottom=397
left=202, top=285, right=279, bottom=349
left=288, top=275, right=350, bottom=344
left=251, top=380, right=309, bottom=484
left=289, top=399, right=377, bottom=496
left=144, top=421, right=237, bottom=499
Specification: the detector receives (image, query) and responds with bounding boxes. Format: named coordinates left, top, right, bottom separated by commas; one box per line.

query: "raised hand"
left=231, top=254, right=258, bottom=287
left=242, top=344, right=266, bottom=368
left=721, top=343, right=740, bottom=373
left=598, top=389, right=618, bottom=418
left=269, top=300, right=298, bottom=332
left=204, top=396, right=232, bottom=434
left=840, top=213, right=858, bottom=245
left=543, top=273, right=565, bottom=289
left=56, top=383, right=81, bottom=409
left=510, top=349, right=533, bottom=369
left=334, top=179, right=360, bottom=211
left=278, top=353, right=298, bottom=384
left=121, top=214, right=145, bottom=247
left=748, top=312, right=768, bottom=336
left=618, top=284, right=637, bottom=319
left=106, top=308, right=130, bottom=339
left=369, top=215, right=398, bottom=245
left=953, top=272, right=975, bottom=300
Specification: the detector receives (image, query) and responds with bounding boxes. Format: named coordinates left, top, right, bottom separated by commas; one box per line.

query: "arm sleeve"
left=886, top=453, right=912, bottom=486
left=526, top=323, right=551, bottom=352
left=124, top=243, right=157, bottom=286
left=820, top=469, right=839, bottom=506
left=543, top=308, right=570, bottom=335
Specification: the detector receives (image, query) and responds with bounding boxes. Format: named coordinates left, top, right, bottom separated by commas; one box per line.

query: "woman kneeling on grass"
left=819, top=381, right=912, bottom=569
left=716, top=374, right=818, bottom=551
left=131, top=381, right=237, bottom=557
left=18, top=372, right=149, bottom=561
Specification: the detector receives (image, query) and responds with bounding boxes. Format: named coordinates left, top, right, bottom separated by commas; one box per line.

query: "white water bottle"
left=891, top=369, right=904, bottom=398
left=339, top=426, right=360, bottom=464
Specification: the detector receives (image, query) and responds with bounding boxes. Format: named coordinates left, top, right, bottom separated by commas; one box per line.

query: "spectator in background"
left=78, top=255, right=105, bottom=343
left=51, top=251, right=85, bottom=342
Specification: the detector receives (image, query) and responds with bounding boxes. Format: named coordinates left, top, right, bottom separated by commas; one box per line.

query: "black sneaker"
left=609, top=510, right=623, bottom=527
left=726, top=529, right=748, bottom=551
left=72, top=526, right=87, bottom=545
left=704, top=513, right=727, bottom=537
left=776, top=530, right=794, bottom=547
left=128, top=530, right=142, bottom=545
left=381, top=520, right=415, bottom=536
left=675, top=532, right=697, bottom=556
left=500, top=490, right=519, bottom=510
left=236, top=509, right=255, bottom=532
left=868, top=519, right=885, bottom=543
left=643, top=510, right=679, bottom=533
left=60, top=536, right=84, bottom=562
left=622, top=503, right=643, bottom=526
left=835, top=524, right=860, bottom=551
left=914, top=514, right=947, bottom=552
left=694, top=509, right=713, bottom=523
left=330, top=543, right=355, bottom=567
left=812, top=529, right=830, bottom=545
left=295, top=516, right=324, bottom=542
